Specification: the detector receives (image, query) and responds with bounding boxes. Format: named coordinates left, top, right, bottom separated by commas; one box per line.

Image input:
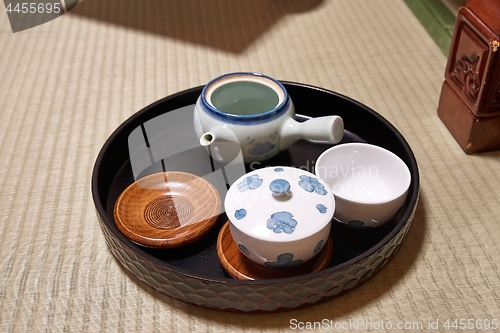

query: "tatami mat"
left=1, top=0, right=499, bottom=332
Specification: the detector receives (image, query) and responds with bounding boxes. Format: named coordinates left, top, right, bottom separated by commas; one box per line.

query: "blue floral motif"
left=313, top=240, right=324, bottom=254
left=316, top=204, right=327, bottom=214
left=348, top=220, right=373, bottom=229
left=265, top=253, right=303, bottom=268
left=237, top=174, right=263, bottom=192
left=234, top=209, right=247, bottom=220
left=274, top=167, right=284, bottom=172
left=266, top=211, right=297, bottom=234
left=238, top=244, right=250, bottom=256
left=298, top=175, right=327, bottom=195
left=247, top=141, right=275, bottom=156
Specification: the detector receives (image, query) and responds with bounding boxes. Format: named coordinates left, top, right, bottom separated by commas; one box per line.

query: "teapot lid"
left=225, top=166, right=335, bottom=242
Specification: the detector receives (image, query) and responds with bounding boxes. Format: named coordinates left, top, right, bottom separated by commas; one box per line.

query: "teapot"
left=193, top=72, right=344, bottom=163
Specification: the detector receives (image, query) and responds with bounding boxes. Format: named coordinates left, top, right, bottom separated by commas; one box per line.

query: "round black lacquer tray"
left=91, top=82, right=420, bottom=313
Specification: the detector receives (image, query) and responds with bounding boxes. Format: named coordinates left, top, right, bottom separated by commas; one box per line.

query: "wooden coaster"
left=217, top=221, right=332, bottom=280
left=114, top=172, right=221, bottom=248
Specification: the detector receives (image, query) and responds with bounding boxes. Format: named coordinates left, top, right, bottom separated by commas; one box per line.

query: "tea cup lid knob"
left=269, top=179, right=291, bottom=196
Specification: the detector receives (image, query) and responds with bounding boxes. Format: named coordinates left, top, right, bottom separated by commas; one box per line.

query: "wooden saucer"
left=217, top=222, right=332, bottom=280
left=114, top=172, right=221, bottom=248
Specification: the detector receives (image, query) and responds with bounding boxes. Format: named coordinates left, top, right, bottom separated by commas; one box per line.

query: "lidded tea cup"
left=224, top=166, right=335, bottom=268
left=315, top=143, right=411, bottom=228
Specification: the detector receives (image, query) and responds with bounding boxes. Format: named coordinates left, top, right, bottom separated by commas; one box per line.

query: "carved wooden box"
left=438, top=1, right=500, bottom=153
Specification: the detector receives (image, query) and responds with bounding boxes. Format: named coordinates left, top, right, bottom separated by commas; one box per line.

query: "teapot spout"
left=279, top=116, right=344, bottom=151
left=199, top=125, right=242, bottom=164
left=199, top=125, right=239, bottom=147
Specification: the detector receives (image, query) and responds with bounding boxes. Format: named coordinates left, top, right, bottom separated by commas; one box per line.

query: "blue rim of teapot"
left=200, top=72, right=290, bottom=125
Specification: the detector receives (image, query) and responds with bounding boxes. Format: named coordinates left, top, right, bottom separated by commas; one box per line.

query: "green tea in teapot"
left=210, top=80, right=279, bottom=116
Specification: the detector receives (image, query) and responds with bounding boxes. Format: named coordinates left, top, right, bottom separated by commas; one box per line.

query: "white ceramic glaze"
left=193, top=72, right=344, bottom=163
left=315, top=143, right=411, bottom=228
left=225, top=166, right=335, bottom=267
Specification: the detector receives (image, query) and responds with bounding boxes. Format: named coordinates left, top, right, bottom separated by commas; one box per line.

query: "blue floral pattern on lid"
left=237, top=174, right=263, bottom=192
left=274, top=167, right=284, bottom=172
left=234, top=209, right=247, bottom=220
left=316, top=204, right=327, bottom=214
left=298, top=175, right=327, bottom=195
left=266, top=211, right=297, bottom=234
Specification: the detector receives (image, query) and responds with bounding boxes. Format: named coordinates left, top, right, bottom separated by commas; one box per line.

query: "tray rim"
left=91, top=81, right=420, bottom=307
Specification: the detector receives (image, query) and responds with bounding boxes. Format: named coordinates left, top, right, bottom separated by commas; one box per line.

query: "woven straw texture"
left=1, top=0, right=499, bottom=332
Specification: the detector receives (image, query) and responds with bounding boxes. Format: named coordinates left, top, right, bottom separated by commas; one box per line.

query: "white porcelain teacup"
left=193, top=72, right=344, bottom=163
left=315, top=143, right=411, bottom=228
